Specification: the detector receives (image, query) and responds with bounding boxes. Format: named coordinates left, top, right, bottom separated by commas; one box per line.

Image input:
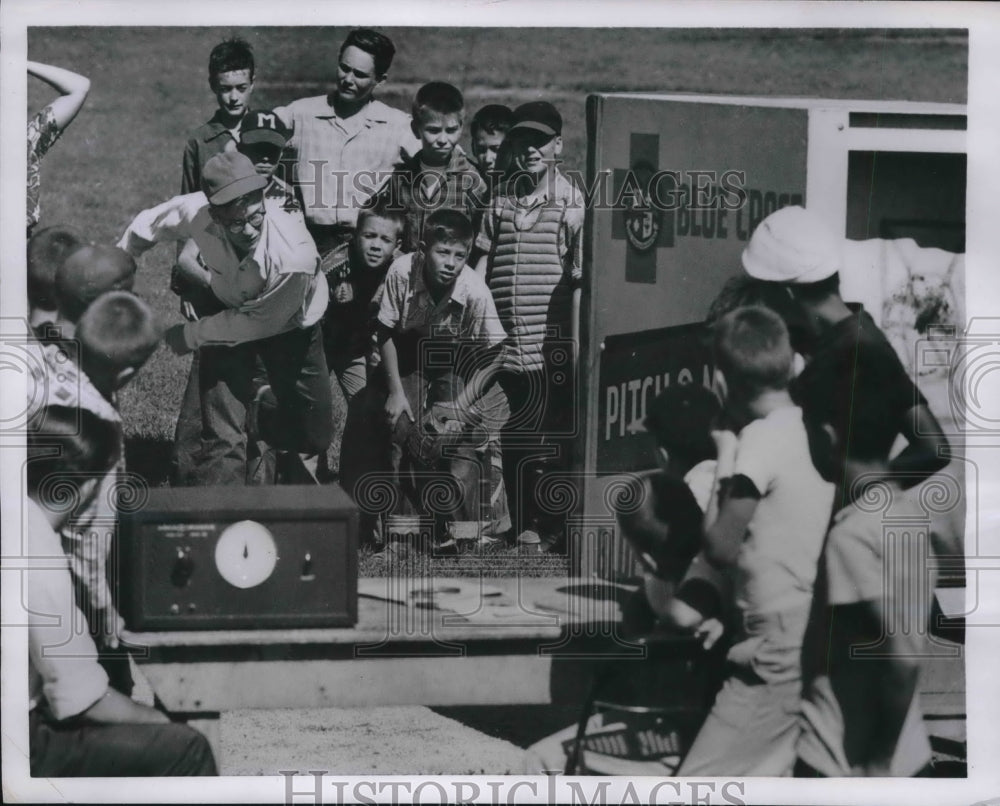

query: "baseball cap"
left=201, top=152, right=268, bottom=206
left=55, top=245, right=137, bottom=321
left=240, top=110, right=291, bottom=149
left=741, top=205, right=843, bottom=283
left=509, top=101, right=562, bottom=137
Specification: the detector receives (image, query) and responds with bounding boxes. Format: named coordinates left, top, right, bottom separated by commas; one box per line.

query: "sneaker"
left=516, top=529, right=542, bottom=554
left=432, top=536, right=458, bottom=556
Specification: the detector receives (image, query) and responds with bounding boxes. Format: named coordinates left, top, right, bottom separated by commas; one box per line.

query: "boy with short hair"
left=320, top=204, right=403, bottom=487
left=468, top=103, right=513, bottom=185
left=26, top=404, right=217, bottom=776
left=475, top=101, right=585, bottom=552
left=371, top=82, right=489, bottom=256
left=376, top=209, right=508, bottom=548
left=676, top=306, right=835, bottom=776
left=53, top=244, right=137, bottom=328
left=27, top=224, right=86, bottom=332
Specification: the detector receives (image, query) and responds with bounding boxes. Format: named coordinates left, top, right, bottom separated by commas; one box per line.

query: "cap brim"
left=241, top=130, right=288, bottom=148
left=509, top=120, right=559, bottom=137
left=208, top=174, right=269, bottom=206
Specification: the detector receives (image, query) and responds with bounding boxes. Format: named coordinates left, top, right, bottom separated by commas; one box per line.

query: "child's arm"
left=377, top=324, right=414, bottom=427
left=27, top=61, right=90, bottom=132
left=703, top=430, right=759, bottom=568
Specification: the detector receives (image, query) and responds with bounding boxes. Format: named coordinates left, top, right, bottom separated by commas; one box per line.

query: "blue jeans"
left=194, top=324, right=333, bottom=486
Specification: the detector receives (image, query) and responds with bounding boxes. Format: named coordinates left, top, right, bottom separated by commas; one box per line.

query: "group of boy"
left=527, top=205, right=950, bottom=778
left=24, top=224, right=218, bottom=774
left=119, top=31, right=583, bottom=551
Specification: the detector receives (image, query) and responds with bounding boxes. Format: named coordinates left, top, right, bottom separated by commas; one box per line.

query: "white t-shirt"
left=732, top=405, right=835, bottom=617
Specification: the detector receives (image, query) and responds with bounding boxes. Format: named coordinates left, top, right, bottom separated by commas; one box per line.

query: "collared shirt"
left=27, top=105, right=62, bottom=232
left=274, top=96, right=419, bottom=229
left=377, top=252, right=506, bottom=348
left=118, top=193, right=327, bottom=348
left=372, top=147, right=490, bottom=253
left=180, top=109, right=243, bottom=194
left=27, top=498, right=110, bottom=720
left=25, top=335, right=123, bottom=620
left=476, top=168, right=585, bottom=283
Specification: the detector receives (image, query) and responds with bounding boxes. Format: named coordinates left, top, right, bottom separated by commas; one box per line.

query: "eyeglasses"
left=213, top=210, right=265, bottom=233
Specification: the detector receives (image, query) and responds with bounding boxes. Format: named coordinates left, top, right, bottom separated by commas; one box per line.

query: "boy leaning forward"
left=119, top=152, right=332, bottom=484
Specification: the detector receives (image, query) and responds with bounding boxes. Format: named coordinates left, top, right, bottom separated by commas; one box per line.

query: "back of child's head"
left=357, top=204, right=405, bottom=240
left=27, top=405, right=121, bottom=500
left=27, top=225, right=86, bottom=313
left=209, top=37, right=255, bottom=82
left=470, top=104, right=514, bottom=139
left=55, top=245, right=137, bottom=324
left=412, top=81, right=464, bottom=125
left=643, top=383, right=721, bottom=472
left=706, top=274, right=812, bottom=355
left=340, top=28, right=396, bottom=77
left=616, top=473, right=704, bottom=582
left=422, top=209, right=474, bottom=250
left=76, top=291, right=160, bottom=392
left=713, top=305, right=793, bottom=400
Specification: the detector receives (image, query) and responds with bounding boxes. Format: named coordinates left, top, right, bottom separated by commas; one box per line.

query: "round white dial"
left=214, top=520, right=278, bottom=589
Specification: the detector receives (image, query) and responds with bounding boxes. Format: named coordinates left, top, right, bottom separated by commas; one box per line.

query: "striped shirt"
left=274, top=96, right=419, bottom=229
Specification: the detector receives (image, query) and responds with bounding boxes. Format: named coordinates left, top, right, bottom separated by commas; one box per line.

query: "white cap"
left=741, top=205, right=842, bottom=283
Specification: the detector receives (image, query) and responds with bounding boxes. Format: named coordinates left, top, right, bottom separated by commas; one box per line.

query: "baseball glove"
left=395, top=406, right=490, bottom=469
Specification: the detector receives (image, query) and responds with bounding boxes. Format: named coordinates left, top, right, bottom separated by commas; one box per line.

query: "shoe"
left=432, top=536, right=458, bottom=556
left=517, top=529, right=542, bottom=554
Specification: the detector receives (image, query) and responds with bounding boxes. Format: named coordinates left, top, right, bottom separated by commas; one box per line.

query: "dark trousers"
left=194, top=324, right=333, bottom=486
left=30, top=709, right=217, bottom=776
left=496, top=367, right=576, bottom=538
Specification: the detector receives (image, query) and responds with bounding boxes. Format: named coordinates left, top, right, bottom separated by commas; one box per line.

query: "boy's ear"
left=553, top=135, right=564, bottom=157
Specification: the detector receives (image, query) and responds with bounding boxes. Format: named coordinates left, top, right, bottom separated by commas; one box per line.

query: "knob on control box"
left=118, top=485, right=358, bottom=630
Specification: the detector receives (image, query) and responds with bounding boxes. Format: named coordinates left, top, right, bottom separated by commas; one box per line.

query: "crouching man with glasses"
left=119, top=151, right=332, bottom=484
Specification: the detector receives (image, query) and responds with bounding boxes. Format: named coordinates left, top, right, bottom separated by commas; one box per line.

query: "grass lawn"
left=27, top=26, right=967, bottom=488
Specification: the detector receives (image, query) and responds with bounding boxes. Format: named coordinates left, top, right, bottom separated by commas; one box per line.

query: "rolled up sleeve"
left=117, top=193, right=206, bottom=258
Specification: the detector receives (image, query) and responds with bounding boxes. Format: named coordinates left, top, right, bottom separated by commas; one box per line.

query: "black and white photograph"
left=2, top=2, right=999, bottom=803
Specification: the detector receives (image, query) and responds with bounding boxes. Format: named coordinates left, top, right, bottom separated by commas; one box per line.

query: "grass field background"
left=27, top=27, right=968, bottom=483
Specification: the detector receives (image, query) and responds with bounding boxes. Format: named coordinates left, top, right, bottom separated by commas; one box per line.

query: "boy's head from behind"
left=420, top=209, right=474, bottom=292
left=208, top=38, right=255, bottom=122
left=616, top=473, right=704, bottom=583
left=76, top=291, right=161, bottom=397
left=27, top=405, right=121, bottom=524
left=712, top=305, right=793, bottom=409
left=54, top=245, right=137, bottom=325
left=238, top=109, right=291, bottom=177
left=28, top=225, right=86, bottom=316
left=470, top=104, right=513, bottom=171
left=706, top=274, right=812, bottom=357
left=411, top=82, right=465, bottom=167
left=355, top=206, right=404, bottom=271
left=643, top=383, right=721, bottom=476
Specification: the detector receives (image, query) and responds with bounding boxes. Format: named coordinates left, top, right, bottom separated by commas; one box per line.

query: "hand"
left=384, top=391, right=414, bottom=429
left=694, top=617, right=725, bottom=650
left=333, top=281, right=355, bottom=304
left=164, top=324, right=193, bottom=356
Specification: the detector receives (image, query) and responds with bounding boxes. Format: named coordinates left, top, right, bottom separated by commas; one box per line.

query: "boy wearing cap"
left=740, top=205, right=948, bottom=485
left=371, top=81, right=489, bottom=256
left=119, top=151, right=332, bottom=486
left=475, top=101, right=585, bottom=552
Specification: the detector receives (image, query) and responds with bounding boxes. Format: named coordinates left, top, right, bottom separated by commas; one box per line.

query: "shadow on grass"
left=124, top=435, right=173, bottom=489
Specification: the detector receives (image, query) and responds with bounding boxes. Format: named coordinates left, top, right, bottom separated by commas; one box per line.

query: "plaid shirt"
left=275, top=96, right=420, bottom=229
left=371, top=147, right=490, bottom=254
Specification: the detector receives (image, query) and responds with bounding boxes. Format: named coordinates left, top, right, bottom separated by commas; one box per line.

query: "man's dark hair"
left=470, top=104, right=514, bottom=138
left=422, top=209, right=474, bottom=249
left=643, top=383, right=720, bottom=470
left=340, top=28, right=396, bottom=77
left=209, top=37, right=255, bottom=83
left=27, top=405, right=121, bottom=498
left=412, top=82, right=465, bottom=124
left=27, top=225, right=86, bottom=312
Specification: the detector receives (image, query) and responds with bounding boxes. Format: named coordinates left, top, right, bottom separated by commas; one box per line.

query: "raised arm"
left=27, top=61, right=91, bottom=132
